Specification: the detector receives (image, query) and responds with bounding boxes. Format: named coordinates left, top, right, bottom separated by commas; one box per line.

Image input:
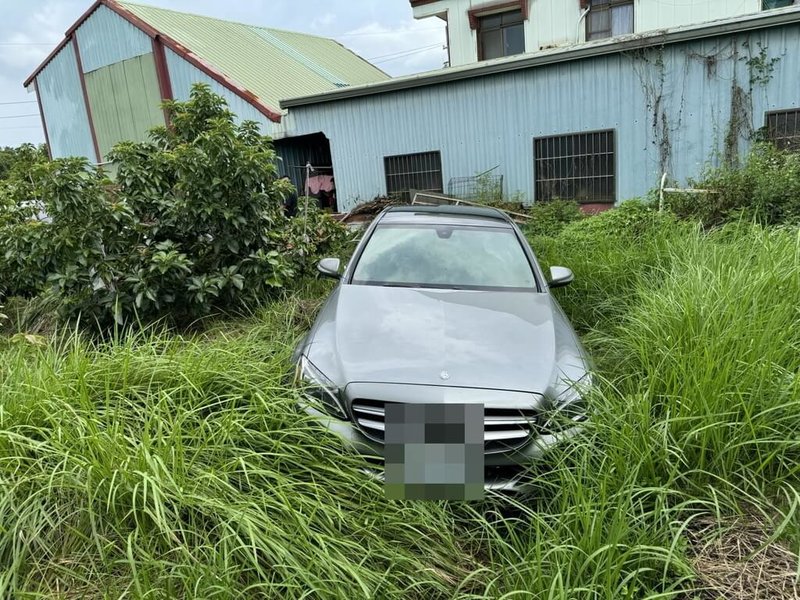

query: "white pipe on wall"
left=576, top=6, right=591, bottom=43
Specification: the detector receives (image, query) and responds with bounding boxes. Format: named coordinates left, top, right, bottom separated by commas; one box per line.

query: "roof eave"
left=281, top=7, right=800, bottom=109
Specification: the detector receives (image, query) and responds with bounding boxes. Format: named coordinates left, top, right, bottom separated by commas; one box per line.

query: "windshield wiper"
left=382, top=282, right=472, bottom=290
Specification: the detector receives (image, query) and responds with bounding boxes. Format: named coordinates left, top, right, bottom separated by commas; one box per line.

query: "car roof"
left=379, top=204, right=514, bottom=228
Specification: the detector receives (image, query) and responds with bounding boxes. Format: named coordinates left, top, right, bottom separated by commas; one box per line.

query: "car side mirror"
left=317, top=257, right=341, bottom=279
left=549, top=266, right=574, bottom=288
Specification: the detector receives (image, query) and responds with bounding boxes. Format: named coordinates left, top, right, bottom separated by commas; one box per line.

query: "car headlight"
left=542, top=373, right=592, bottom=434
left=295, top=356, right=347, bottom=419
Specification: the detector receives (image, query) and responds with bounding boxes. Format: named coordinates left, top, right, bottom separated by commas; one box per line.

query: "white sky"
left=0, top=0, right=448, bottom=147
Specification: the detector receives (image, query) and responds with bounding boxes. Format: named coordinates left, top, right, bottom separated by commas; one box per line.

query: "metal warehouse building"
left=276, top=8, right=800, bottom=212
left=24, top=0, right=387, bottom=194
left=25, top=1, right=800, bottom=213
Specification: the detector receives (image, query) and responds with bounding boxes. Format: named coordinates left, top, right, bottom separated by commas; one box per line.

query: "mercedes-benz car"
left=292, top=205, right=591, bottom=491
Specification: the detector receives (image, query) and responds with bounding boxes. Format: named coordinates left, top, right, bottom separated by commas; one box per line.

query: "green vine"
left=741, top=41, right=781, bottom=87
left=627, top=45, right=675, bottom=177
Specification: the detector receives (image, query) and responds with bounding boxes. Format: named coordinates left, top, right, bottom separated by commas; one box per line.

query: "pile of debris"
left=336, top=197, right=404, bottom=226
left=334, top=193, right=532, bottom=227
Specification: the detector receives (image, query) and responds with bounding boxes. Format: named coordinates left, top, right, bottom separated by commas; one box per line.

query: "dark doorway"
left=274, top=132, right=337, bottom=212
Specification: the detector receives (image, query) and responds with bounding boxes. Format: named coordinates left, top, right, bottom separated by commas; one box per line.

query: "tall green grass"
left=0, top=307, right=473, bottom=598
left=1, top=211, right=798, bottom=598
left=501, top=217, right=800, bottom=598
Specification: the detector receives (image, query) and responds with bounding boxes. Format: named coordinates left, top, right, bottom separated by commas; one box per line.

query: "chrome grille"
left=350, top=399, right=538, bottom=453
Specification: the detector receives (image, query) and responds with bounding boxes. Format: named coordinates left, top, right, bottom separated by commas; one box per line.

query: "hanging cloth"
left=307, top=175, right=335, bottom=195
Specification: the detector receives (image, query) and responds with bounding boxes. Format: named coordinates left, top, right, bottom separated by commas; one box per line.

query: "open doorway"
left=274, top=132, right=337, bottom=213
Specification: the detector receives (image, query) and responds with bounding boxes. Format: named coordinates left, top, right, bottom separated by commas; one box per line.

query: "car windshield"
left=351, top=223, right=537, bottom=290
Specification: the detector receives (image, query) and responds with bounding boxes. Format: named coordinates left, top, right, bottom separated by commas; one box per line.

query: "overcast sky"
left=0, top=0, right=448, bottom=147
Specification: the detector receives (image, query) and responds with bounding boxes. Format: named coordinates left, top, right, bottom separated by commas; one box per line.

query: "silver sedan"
left=292, top=205, right=591, bottom=494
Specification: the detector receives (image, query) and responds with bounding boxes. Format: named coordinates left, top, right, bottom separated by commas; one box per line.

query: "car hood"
left=305, top=285, right=583, bottom=394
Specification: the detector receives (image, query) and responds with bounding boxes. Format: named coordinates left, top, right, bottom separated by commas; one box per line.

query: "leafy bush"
left=667, top=143, right=800, bottom=226
left=0, top=148, right=52, bottom=298
left=557, top=198, right=676, bottom=244
left=277, top=199, right=358, bottom=276
left=0, top=143, right=47, bottom=181
left=0, top=85, right=348, bottom=328
left=524, top=199, right=584, bottom=238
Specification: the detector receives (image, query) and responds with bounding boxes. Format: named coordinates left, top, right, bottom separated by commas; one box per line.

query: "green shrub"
left=472, top=172, right=504, bottom=203
left=0, top=143, right=47, bottom=181
left=524, top=199, right=584, bottom=238
left=0, top=153, right=53, bottom=298
left=0, top=85, right=348, bottom=328
left=668, top=143, right=800, bottom=226
left=557, top=198, right=676, bottom=244
left=278, top=200, right=358, bottom=276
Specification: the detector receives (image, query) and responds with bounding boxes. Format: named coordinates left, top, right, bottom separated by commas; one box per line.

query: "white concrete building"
left=411, top=0, right=798, bottom=67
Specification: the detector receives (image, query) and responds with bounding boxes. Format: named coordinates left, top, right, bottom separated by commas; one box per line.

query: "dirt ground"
left=683, top=513, right=799, bottom=599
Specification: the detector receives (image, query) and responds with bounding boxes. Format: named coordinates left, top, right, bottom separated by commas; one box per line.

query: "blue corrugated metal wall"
left=164, top=48, right=280, bottom=136
left=35, top=43, right=96, bottom=160
left=283, top=25, right=800, bottom=211
left=75, top=4, right=152, bottom=73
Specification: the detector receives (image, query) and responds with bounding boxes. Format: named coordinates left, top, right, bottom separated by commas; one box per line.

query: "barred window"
left=534, top=130, right=616, bottom=203
left=766, top=109, right=800, bottom=151
left=384, top=151, right=443, bottom=201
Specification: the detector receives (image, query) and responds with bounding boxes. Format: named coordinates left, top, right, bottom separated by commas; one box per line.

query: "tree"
left=0, top=144, right=48, bottom=181
left=0, top=84, right=347, bottom=327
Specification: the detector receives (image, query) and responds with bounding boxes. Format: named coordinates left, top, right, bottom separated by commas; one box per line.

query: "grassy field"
left=1, top=214, right=798, bottom=598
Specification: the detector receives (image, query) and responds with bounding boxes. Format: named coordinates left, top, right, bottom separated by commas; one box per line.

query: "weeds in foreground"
left=1, top=219, right=798, bottom=598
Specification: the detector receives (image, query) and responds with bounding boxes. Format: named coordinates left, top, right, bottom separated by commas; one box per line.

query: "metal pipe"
left=576, top=5, right=591, bottom=43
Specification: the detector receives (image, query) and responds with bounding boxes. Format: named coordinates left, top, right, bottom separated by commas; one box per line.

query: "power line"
left=367, top=43, right=441, bottom=62
left=371, top=47, right=445, bottom=64
left=335, top=27, right=443, bottom=38
left=0, top=114, right=40, bottom=120
left=0, top=42, right=56, bottom=46
left=373, top=50, right=444, bottom=64
left=0, top=101, right=37, bottom=106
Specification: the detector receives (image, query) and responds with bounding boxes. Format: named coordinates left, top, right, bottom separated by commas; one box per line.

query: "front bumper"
left=303, top=403, right=583, bottom=493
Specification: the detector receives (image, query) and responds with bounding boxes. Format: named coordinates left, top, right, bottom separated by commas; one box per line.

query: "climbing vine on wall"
left=634, top=36, right=783, bottom=172
left=627, top=45, right=679, bottom=180
left=742, top=40, right=781, bottom=86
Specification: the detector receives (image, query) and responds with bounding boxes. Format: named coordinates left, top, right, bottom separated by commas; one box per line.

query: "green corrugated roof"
left=117, top=1, right=389, bottom=112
